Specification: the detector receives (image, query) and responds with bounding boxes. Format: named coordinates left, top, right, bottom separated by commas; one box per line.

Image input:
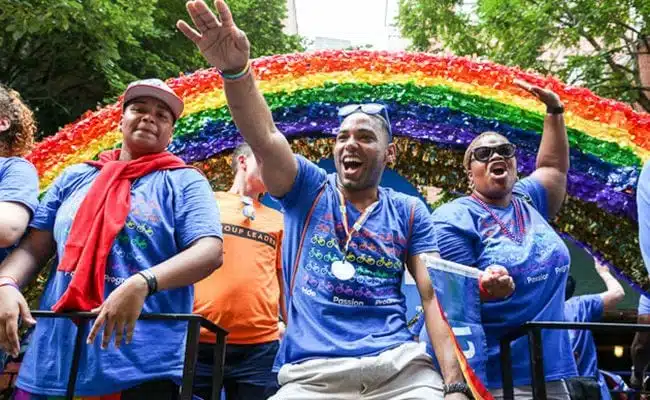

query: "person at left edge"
left=0, top=85, right=40, bottom=372
left=0, top=85, right=39, bottom=263
left=0, top=79, right=224, bottom=399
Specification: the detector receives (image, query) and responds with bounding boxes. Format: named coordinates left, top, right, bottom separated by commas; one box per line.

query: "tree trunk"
left=636, top=37, right=650, bottom=113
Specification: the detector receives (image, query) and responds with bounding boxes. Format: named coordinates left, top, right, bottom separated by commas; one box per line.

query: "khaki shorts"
left=269, top=342, right=444, bottom=400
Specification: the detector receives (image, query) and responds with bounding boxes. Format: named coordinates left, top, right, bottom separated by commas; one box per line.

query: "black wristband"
left=547, top=104, right=564, bottom=114
left=443, top=382, right=473, bottom=398
left=137, top=270, right=157, bottom=296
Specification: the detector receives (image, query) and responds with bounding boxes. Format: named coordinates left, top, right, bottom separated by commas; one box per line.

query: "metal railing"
left=17, top=311, right=228, bottom=400
left=500, top=321, right=650, bottom=400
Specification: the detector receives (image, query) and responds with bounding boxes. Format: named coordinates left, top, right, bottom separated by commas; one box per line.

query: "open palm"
left=177, top=0, right=250, bottom=72
left=513, top=79, right=562, bottom=108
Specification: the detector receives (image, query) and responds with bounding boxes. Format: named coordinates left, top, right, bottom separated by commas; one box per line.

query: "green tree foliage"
left=0, top=0, right=303, bottom=137
left=228, top=0, right=303, bottom=58
left=397, top=0, right=650, bottom=111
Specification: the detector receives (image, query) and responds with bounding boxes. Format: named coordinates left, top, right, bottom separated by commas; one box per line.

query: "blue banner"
left=414, top=256, right=489, bottom=385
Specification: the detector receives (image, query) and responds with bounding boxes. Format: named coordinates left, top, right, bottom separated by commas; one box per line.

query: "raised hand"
left=594, top=259, right=611, bottom=276
left=177, top=0, right=250, bottom=72
left=513, top=79, right=563, bottom=108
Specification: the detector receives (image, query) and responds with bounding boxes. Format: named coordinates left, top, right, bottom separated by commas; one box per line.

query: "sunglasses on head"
left=337, top=103, right=393, bottom=141
left=472, top=143, right=516, bottom=163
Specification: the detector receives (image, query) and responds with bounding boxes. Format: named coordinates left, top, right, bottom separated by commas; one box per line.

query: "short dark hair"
left=231, top=142, right=254, bottom=172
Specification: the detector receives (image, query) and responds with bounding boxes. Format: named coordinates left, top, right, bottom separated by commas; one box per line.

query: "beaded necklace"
left=471, top=194, right=526, bottom=244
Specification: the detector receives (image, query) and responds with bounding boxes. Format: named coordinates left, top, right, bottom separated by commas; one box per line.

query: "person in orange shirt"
left=194, top=143, right=284, bottom=400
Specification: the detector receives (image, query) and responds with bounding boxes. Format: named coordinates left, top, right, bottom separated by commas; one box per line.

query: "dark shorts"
left=194, top=340, right=279, bottom=400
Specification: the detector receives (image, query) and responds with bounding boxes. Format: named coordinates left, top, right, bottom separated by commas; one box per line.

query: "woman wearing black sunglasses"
left=432, top=80, right=575, bottom=399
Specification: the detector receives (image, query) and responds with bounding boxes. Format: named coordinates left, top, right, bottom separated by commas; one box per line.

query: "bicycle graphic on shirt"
left=303, top=232, right=405, bottom=304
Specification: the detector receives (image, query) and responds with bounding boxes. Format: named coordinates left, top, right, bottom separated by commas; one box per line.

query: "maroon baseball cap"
left=123, top=79, right=184, bottom=120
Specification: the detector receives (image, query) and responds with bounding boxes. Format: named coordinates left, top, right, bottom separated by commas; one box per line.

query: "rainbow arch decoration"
left=26, top=50, right=650, bottom=290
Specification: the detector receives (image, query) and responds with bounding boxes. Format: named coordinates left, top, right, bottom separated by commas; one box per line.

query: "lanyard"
left=336, top=188, right=378, bottom=254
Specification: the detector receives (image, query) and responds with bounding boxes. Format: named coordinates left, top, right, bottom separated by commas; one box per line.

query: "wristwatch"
left=443, top=382, right=473, bottom=398
left=546, top=104, right=564, bottom=114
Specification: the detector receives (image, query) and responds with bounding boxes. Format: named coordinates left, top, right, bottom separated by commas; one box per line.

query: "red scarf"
left=52, top=149, right=189, bottom=312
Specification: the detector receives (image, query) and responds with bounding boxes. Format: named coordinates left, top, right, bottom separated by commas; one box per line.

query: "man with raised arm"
left=178, top=2, right=512, bottom=398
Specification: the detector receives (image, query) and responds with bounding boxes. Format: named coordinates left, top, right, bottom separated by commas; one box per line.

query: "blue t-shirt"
left=564, top=294, right=610, bottom=400
left=273, top=155, right=438, bottom=370
left=0, top=157, right=39, bottom=263
left=432, top=177, right=577, bottom=388
left=16, top=163, right=222, bottom=396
